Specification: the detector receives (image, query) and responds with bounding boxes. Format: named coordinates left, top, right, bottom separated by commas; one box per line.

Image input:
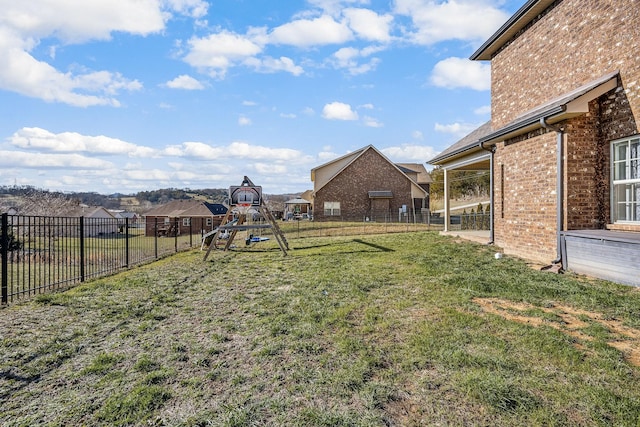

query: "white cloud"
left=165, top=74, right=205, bottom=90
left=280, top=113, right=297, bottom=119
left=331, top=45, right=384, bottom=75
left=8, top=127, right=156, bottom=157
left=244, top=56, right=304, bottom=76
left=0, top=31, right=142, bottom=106
left=269, top=15, right=353, bottom=47
left=0, top=150, right=113, bottom=169
left=322, top=102, right=359, bottom=120
left=412, top=130, right=424, bottom=140
left=243, top=100, right=258, bottom=106
left=254, top=163, right=287, bottom=174
left=474, top=105, right=491, bottom=115
left=343, top=8, right=393, bottom=42
left=238, top=116, right=252, bottom=126
left=363, top=116, right=383, bottom=128
left=381, top=144, right=437, bottom=162
left=183, top=31, right=263, bottom=78
left=393, top=0, right=509, bottom=45
left=307, top=0, right=371, bottom=15
left=164, top=141, right=306, bottom=162
left=0, top=1, right=167, bottom=44
left=164, top=0, right=209, bottom=19
left=430, top=57, right=491, bottom=91
left=0, top=0, right=211, bottom=106
left=435, top=122, right=482, bottom=138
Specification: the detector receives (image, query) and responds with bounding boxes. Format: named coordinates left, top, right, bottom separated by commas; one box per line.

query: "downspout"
left=479, top=140, right=495, bottom=244
left=540, top=117, right=564, bottom=266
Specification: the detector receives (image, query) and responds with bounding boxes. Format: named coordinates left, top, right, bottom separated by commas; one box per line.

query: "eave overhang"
left=471, top=0, right=556, bottom=61
left=479, top=71, right=619, bottom=146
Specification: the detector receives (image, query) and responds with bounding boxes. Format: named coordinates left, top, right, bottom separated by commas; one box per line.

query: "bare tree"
left=15, top=189, right=79, bottom=216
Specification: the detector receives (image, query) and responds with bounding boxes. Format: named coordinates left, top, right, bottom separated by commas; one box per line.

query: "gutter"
left=539, top=117, right=564, bottom=267
left=479, top=140, right=495, bottom=245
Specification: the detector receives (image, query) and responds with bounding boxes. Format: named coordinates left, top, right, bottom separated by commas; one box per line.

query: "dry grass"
left=2, top=231, right=640, bottom=426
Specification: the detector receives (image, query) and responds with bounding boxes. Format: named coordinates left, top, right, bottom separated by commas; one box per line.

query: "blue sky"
left=0, top=0, right=523, bottom=195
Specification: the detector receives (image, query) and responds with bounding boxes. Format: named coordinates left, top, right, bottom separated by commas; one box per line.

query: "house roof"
left=479, top=71, right=619, bottom=146
left=470, top=0, right=557, bottom=61
left=60, top=205, right=116, bottom=218
left=144, top=199, right=227, bottom=217
left=429, top=71, right=620, bottom=166
left=395, top=163, right=433, bottom=184
left=284, top=197, right=311, bottom=205
left=428, top=121, right=493, bottom=165
left=311, top=145, right=428, bottom=197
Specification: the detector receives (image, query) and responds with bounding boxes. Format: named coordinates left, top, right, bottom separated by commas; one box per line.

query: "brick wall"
left=314, top=149, right=414, bottom=220
left=494, top=132, right=558, bottom=263
left=489, top=0, right=640, bottom=262
left=492, top=0, right=640, bottom=129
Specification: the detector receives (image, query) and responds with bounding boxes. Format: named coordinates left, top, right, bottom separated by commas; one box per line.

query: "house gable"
left=313, top=145, right=428, bottom=220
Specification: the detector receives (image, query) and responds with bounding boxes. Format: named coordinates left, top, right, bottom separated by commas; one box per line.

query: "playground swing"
left=202, top=176, right=289, bottom=260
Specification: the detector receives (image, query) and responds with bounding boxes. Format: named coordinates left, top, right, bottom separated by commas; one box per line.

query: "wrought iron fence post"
left=189, top=217, right=193, bottom=247
left=174, top=217, right=178, bottom=252
left=125, top=217, right=130, bottom=268
left=2, top=213, right=8, bottom=304
left=80, top=216, right=85, bottom=282
left=154, top=217, right=158, bottom=259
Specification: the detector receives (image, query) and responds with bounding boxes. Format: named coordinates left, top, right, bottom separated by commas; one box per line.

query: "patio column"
left=444, top=168, right=450, bottom=232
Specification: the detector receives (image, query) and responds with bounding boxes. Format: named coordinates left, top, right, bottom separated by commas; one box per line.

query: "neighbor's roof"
left=59, top=205, right=115, bottom=218
left=471, top=0, right=557, bottom=61
left=428, top=121, right=493, bottom=165
left=395, top=163, right=433, bottom=184
left=284, top=197, right=311, bottom=205
left=144, top=199, right=227, bottom=217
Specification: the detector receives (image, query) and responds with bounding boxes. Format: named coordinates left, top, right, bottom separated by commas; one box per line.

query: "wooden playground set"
left=202, top=177, right=289, bottom=260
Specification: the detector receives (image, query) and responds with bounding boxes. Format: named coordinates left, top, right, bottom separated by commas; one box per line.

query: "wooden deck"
left=561, top=230, right=640, bottom=287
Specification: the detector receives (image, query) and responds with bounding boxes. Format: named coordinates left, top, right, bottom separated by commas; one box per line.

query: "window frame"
left=323, top=201, right=341, bottom=216
left=611, top=136, right=640, bottom=223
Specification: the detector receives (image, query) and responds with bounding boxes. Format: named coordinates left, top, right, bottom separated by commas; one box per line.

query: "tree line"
left=428, top=167, right=490, bottom=201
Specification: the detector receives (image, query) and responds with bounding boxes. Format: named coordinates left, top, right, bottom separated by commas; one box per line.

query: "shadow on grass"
left=291, top=238, right=394, bottom=253
left=352, top=238, right=395, bottom=252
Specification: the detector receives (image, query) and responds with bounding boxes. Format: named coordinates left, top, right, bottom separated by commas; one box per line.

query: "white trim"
left=443, top=151, right=490, bottom=171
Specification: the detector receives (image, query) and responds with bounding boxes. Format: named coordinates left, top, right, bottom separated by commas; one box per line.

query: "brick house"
left=429, top=0, right=640, bottom=285
left=143, top=199, right=227, bottom=237
left=312, top=145, right=430, bottom=221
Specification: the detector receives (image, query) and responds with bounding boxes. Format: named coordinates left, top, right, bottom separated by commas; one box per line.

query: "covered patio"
left=429, top=122, right=494, bottom=244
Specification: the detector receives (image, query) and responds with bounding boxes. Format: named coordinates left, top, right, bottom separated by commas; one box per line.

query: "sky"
left=0, top=0, right=524, bottom=195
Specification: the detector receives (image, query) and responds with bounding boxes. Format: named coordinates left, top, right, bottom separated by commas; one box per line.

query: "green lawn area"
left=2, top=231, right=640, bottom=426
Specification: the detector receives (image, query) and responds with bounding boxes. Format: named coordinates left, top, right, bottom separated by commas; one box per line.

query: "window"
left=206, top=218, right=212, bottom=227
left=182, top=217, right=191, bottom=227
left=612, top=137, right=640, bottom=222
left=324, top=201, right=341, bottom=216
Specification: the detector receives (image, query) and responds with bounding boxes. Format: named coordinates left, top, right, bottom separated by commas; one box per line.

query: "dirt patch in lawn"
left=474, top=298, right=640, bottom=367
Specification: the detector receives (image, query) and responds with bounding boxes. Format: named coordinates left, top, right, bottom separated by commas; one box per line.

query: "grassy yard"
left=2, top=231, right=640, bottom=426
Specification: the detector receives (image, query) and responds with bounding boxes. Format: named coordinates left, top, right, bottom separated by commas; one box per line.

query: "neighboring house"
left=429, top=0, right=640, bottom=285
left=284, top=197, right=312, bottom=220
left=311, top=145, right=430, bottom=221
left=143, top=199, right=227, bottom=237
left=59, top=205, right=118, bottom=237
left=111, top=210, right=141, bottom=227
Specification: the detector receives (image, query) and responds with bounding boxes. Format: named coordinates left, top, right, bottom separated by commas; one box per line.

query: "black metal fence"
left=0, top=214, right=209, bottom=304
